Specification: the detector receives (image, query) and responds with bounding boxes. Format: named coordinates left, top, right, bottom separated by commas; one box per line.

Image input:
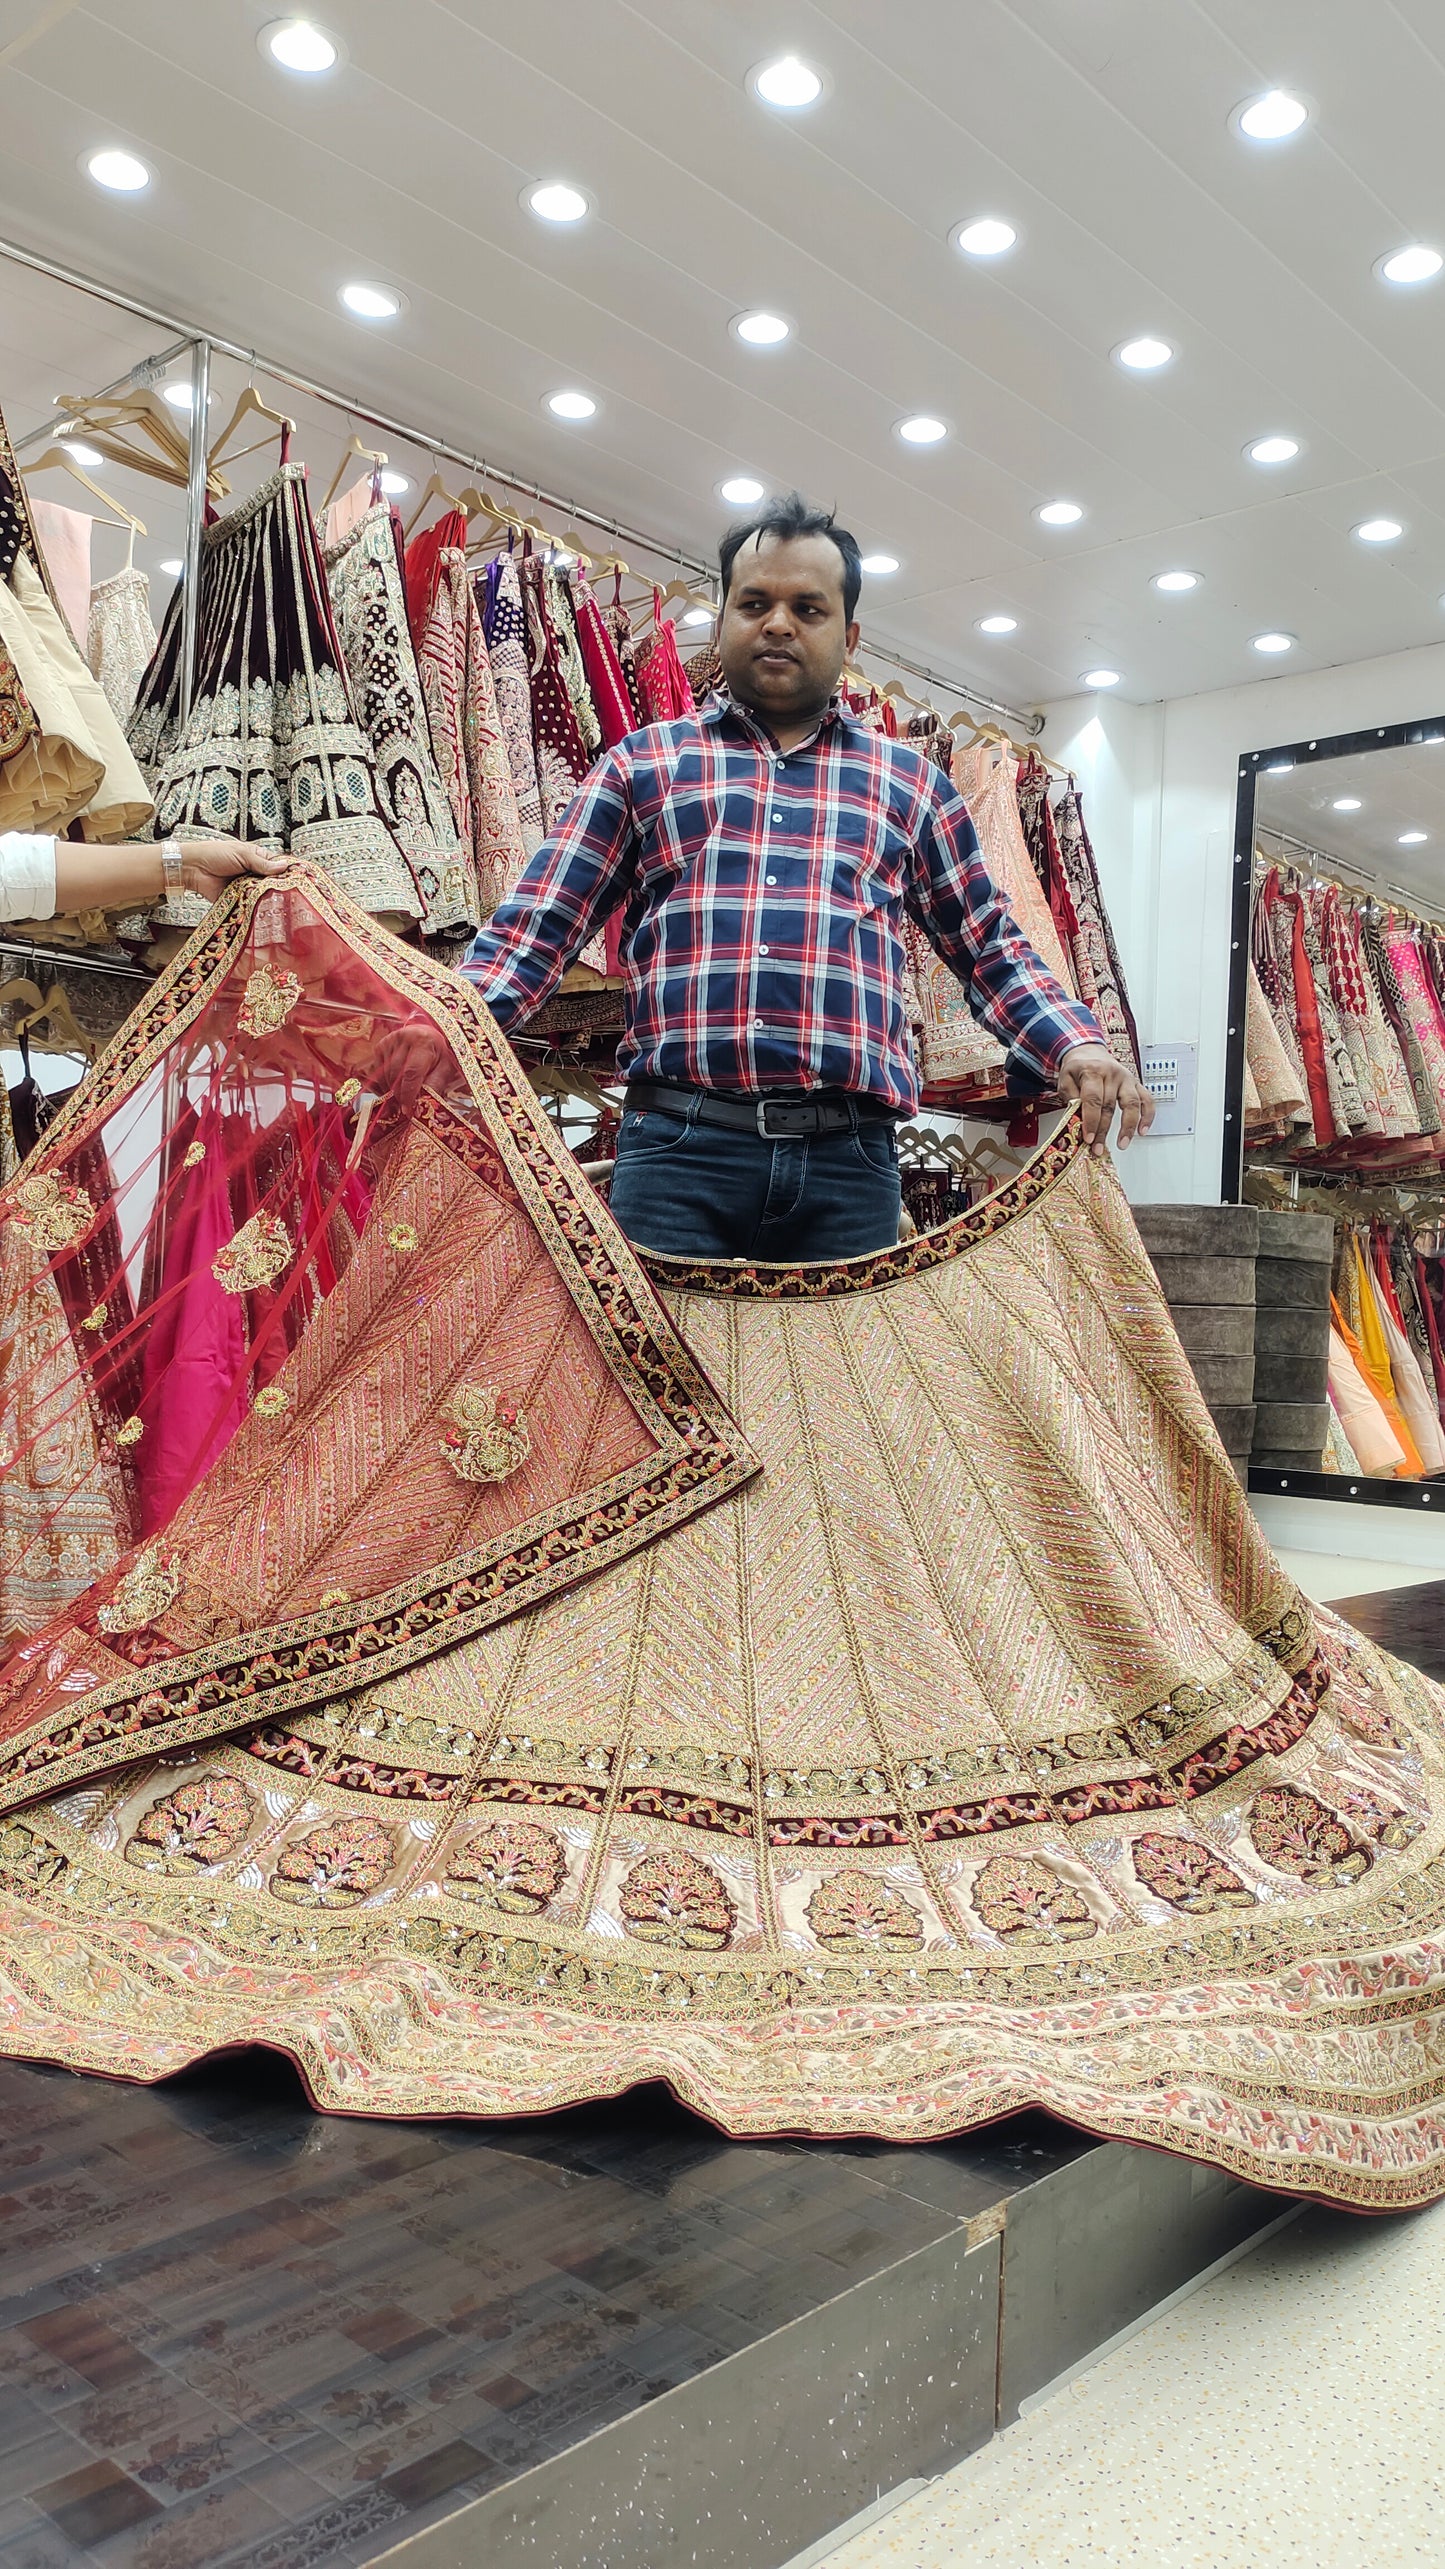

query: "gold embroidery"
left=337, top=1078, right=361, bottom=1105
left=81, top=1303, right=108, bottom=1333
left=440, top=1384, right=532, bottom=1485
left=12, top=1173, right=93, bottom=1255
left=238, top=962, right=302, bottom=1036
left=254, top=1384, right=290, bottom=1418
left=97, top=1547, right=180, bottom=1634
left=387, top=1221, right=418, bottom=1253
left=114, top=1416, right=144, bottom=1448
left=183, top=1139, right=206, bottom=1169
left=318, top=1587, right=353, bottom=1608
left=212, top=1210, right=293, bottom=1296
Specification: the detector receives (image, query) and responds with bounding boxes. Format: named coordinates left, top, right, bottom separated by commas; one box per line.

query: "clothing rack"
left=0, top=232, right=1043, bottom=740
left=0, top=936, right=150, bottom=984
left=1254, top=824, right=1442, bottom=923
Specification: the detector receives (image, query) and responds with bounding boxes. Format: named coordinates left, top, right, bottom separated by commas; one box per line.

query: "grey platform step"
left=1172, top=1304, right=1257, bottom=1358
left=1253, top=1399, right=1330, bottom=1452
left=1133, top=1204, right=1260, bottom=1258
left=1255, top=1257, right=1332, bottom=1310
left=1252, top=1352, right=1330, bottom=1403
left=1149, top=1253, right=1255, bottom=1308
left=1189, top=1354, right=1256, bottom=1406
left=1255, top=1304, right=1334, bottom=1358
left=1255, top=1210, right=1335, bottom=1263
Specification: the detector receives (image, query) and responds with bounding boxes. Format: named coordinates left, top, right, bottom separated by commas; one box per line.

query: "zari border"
left=638, top=1111, right=1084, bottom=1298
left=0, top=868, right=761, bottom=1814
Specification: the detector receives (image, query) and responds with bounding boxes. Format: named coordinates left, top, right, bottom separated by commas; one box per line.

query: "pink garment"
left=135, top=1117, right=247, bottom=1536
left=324, top=474, right=377, bottom=548
left=1386, top=929, right=1445, bottom=1133
left=29, top=496, right=92, bottom=652
left=574, top=579, right=637, bottom=749
left=634, top=599, right=694, bottom=724
left=913, top=741, right=1076, bottom=1091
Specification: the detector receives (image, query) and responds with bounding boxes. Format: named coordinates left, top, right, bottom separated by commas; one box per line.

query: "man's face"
left=717, top=532, right=860, bottom=730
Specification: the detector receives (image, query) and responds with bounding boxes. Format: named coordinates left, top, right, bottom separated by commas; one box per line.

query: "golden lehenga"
left=1, top=872, right=1443, bottom=2209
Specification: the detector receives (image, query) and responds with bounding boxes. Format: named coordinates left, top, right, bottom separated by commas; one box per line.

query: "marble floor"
left=795, top=2196, right=1445, bottom=2569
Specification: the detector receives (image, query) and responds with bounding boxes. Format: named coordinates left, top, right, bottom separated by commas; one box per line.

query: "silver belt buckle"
left=755, top=1097, right=781, bottom=1138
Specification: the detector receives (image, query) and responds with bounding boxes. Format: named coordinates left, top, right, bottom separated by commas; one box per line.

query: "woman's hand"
left=177, top=839, right=289, bottom=902
left=1056, top=1044, right=1156, bottom=1157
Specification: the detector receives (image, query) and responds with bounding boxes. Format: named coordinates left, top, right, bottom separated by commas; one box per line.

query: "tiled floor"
left=799, top=2197, right=1445, bottom=2568
left=0, top=2052, right=1086, bottom=2569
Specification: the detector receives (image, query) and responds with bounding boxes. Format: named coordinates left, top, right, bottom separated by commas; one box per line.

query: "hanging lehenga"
left=2, top=868, right=1445, bottom=2209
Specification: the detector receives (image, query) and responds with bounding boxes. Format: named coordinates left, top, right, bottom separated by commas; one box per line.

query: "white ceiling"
left=3, top=0, right=1445, bottom=710
left=1257, top=738, right=1445, bottom=909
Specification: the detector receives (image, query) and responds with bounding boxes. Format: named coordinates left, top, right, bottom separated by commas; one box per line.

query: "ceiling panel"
left=0, top=0, right=1443, bottom=713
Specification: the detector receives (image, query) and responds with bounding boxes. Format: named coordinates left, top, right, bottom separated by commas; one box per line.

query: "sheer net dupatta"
left=0, top=868, right=755, bottom=1804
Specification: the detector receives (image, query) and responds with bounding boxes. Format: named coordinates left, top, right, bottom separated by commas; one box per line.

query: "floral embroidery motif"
left=318, top=1587, right=352, bottom=1608
left=114, top=1417, right=144, bottom=1448
left=619, top=1850, right=736, bottom=1949
left=971, top=1854, right=1097, bottom=1939
left=81, top=1303, right=108, bottom=1333
left=440, top=1384, right=531, bottom=1485
left=97, top=1548, right=181, bottom=1634
left=806, top=1870, right=925, bottom=1950
left=1332, top=1787, right=1423, bottom=1852
left=11, top=1173, right=93, bottom=1256
left=1132, top=1833, right=1257, bottom=1913
left=212, top=1210, right=293, bottom=1295
left=269, top=1817, right=396, bottom=1908
left=387, top=1222, right=418, bottom=1253
left=238, top=962, right=303, bottom=1036
left=444, top=1818, right=566, bottom=1913
left=337, top=1078, right=361, bottom=1105
left=254, top=1384, right=290, bottom=1418
left=126, top=1774, right=256, bottom=1874
left=1248, top=1785, right=1371, bottom=1882
left=183, top=1140, right=207, bottom=1169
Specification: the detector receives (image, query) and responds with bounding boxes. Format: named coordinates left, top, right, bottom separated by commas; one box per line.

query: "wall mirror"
left=1227, top=716, right=1445, bottom=1509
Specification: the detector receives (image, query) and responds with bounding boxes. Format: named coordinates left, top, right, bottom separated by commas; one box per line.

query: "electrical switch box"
left=1139, top=1043, right=1197, bottom=1136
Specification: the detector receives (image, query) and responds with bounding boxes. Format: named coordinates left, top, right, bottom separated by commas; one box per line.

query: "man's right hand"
left=1056, top=1044, right=1155, bottom=1158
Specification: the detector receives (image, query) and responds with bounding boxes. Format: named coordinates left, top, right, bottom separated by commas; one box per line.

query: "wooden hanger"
left=321, top=434, right=387, bottom=513
left=403, top=467, right=468, bottom=538
left=206, top=384, right=296, bottom=473
left=50, top=388, right=204, bottom=489
left=14, top=982, right=98, bottom=1062
left=23, top=448, right=147, bottom=536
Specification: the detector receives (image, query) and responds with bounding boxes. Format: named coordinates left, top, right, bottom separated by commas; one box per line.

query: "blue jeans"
left=608, top=1098, right=902, bottom=1262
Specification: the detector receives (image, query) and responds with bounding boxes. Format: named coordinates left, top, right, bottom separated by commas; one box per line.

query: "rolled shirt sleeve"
left=908, top=780, right=1103, bottom=1092
left=0, top=832, right=56, bottom=922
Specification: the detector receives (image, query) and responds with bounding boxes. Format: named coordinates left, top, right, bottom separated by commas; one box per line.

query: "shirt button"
left=759, top=944, right=770, bottom=956
left=771, top=810, right=783, bottom=824
left=753, top=1018, right=764, bottom=1030
left=766, top=873, right=777, bottom=884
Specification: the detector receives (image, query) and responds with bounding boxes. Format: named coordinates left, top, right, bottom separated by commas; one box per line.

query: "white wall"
left=1040, top=641, right=1445, bottom=1204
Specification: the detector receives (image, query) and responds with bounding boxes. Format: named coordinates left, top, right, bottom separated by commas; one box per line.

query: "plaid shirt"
left=464, top=693, right=1101, bottom=1116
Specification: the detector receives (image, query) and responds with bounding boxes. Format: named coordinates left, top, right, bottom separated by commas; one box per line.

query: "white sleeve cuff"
left=0, top=833, right=57, bottom=922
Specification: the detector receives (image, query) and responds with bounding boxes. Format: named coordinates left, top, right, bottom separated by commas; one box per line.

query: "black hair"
left=718, top=490, right=862, bottom=624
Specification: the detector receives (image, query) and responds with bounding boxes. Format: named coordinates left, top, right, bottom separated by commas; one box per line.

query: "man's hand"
left=177, top=839, right=289, bottom=903
left=1055, top=1043, right=1155, bottom=1158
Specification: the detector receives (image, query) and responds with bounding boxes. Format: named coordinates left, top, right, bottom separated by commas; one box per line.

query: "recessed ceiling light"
left=1264, top=761, right=1294, bottom=774
left=977, top=614, right=1018, bottom=635
left=954, top=217, right=1016, bottom=258
left=379, top=470, right=409, bottom=496
left=1400, top=830, right=1429, bottom=845
left=86, top=147, right=150, bottom=193
left=859, top=553, right=899, bottom=575
left=1332, top=797, right=1362, bottom=811
left=263, top=19, right=338, bottom=72
left=1236, top=89, right=1308, bottom=141
left=526, top=180, right=589, bottom=224
left=750, top=55, right=822, bottom=108
left=159, top=558, right=184, bottom=576
left=1115, top=336, right=1174, bottom=371
left=62, top=440, right=104, bottom=468
left=1082, top=669, right=1121, bottom=689
left=719, top=475, right=764, bottom=505
left=1153, top=569, right=1200, bottom=592
left=1380, top=244, right=1443, bottom=286
left=341, top=281, right=402, bottom=319
left=1037, top=499, right=1083, bottom=526
left=896, top=414, right=948, bottom=445
left=547, top=389, right=596, bottom=420
left=1355, top=516, right=1403, bottom=543
left=1252, top=631, right=1295, bottom=653
left=733, top=310, right=790, bottom=347
left=1248, top=435, right=1300, bottom=465
left=682, top=604, right=716, bottom=626
left=162, top=381, right=212, bottom=410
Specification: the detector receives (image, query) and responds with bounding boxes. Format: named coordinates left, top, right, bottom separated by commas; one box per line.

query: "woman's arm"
left=0, top=834, right=288, bottom=921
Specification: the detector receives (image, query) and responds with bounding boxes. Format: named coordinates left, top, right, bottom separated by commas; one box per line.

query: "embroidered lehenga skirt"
left=2, top=872, right=1445, bottom=2208
left=127, top=465, right=422, bottom=924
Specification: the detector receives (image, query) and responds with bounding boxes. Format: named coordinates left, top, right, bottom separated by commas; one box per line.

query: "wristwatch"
left=160, top=840, right=184, bottom=899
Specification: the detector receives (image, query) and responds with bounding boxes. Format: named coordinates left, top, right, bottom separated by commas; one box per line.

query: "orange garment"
left=1336, top=1270, right=1425, bottom=1476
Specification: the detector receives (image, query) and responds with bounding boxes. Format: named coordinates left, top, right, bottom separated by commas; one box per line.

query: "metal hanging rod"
left=0, top=233, right=1042, bottom=736
left=0, top=936, right=151, bottom=983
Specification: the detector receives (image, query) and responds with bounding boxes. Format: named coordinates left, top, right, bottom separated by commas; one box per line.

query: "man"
left=465, top=492, right=1152, bottom=1261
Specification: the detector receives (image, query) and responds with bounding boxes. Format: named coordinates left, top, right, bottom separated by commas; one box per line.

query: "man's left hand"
left=1055, top=1044, right=1155, bottom=1158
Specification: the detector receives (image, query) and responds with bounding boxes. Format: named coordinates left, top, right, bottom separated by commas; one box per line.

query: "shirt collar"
left=701, top=684, right=861, bottom=753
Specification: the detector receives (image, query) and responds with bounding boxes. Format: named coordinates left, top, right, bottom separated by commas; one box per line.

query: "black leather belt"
left=625, top=1080, right=896, bottom=1139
